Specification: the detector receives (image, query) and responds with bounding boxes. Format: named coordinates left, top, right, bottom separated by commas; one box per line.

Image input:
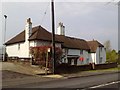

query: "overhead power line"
left=41, top=3, right=49, bottom=25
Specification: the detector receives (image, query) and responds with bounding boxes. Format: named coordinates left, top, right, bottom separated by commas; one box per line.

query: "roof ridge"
left=65, top=36, right=85, bottom=41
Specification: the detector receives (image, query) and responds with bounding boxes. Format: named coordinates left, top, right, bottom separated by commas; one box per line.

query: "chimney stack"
left=57, top=22, right=65, bottom=35
left=25, top=18, right=32, bottom=41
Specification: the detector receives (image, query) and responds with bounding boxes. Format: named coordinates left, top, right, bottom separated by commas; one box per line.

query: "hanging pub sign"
left=79, top=57, right=84, bottom=61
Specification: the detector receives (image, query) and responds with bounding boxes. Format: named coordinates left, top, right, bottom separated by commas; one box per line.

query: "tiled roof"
left=87, top=40, right=104, bottom=52
left=5, top=31, right=25, bottom=45
left=56, top=35, right=90, bottom=50
left=5, top=25, right=103, bottom=51
left=5, top=26, right=61, bottom=45
left=29, top=26, right=59, bottom=41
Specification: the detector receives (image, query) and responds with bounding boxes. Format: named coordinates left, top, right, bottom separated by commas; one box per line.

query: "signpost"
left=3, top=15, right=7, bottom=61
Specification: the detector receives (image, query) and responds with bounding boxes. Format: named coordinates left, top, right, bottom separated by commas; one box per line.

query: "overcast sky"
left=1, top=1, right=118, bottom=51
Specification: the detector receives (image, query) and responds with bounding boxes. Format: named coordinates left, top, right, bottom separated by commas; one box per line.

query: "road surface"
left=88, top=81, right=120, bottom=89
left=2, top=72, right=119, bottom=90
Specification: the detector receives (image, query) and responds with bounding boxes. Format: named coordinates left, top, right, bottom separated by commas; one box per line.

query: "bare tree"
left=104, top=40, right=111, bottom=52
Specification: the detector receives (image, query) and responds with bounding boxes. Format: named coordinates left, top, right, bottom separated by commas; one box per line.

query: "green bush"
left=106, top=50, right=118, bottom=63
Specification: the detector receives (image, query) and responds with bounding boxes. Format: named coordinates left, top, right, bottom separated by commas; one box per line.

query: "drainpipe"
left=99, top=47, right=100, bottom=64
left=94, top=53, right=95, bottom=64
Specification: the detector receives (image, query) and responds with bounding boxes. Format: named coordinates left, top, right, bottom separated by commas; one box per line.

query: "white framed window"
left=80, top=50, right=83, bottom=55
left=18, top=43, right=20, bottom=50
left=99, top=57, right=102, bottom=63
left=86, top=58, right=89, bottom=64
left=66, top=49, right=68, bottom=54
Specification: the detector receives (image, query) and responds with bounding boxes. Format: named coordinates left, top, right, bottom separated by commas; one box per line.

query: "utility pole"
left=3, top=15, right=7, bottom=61
left=51, top=0, right=55, bottom=74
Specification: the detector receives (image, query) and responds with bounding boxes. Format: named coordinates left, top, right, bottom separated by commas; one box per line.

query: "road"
left=3, top=72, right=119, bottom=89
left=88, top=81, right=120, bottom=90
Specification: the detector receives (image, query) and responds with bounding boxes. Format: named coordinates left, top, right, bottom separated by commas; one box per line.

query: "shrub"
left=30, top=46, right=62, bottom=68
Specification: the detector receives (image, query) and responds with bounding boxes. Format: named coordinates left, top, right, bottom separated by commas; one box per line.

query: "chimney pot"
left=26, top=18, right=32, bottom=24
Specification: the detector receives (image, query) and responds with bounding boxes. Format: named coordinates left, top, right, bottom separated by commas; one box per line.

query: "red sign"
left=79, top=57, right=84, bottom=61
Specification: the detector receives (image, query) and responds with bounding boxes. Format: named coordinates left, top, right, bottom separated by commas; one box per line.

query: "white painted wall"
left=96, top=47, right=106, bottom=64
left=6, top=41, right=35, bottom=58
left=101, top=47, right=106, bottom=63
left=90, top=53, right=96, bottom=63
left=6, top=42, right=27, bottom=58
left=77, top=50, right=90, bottom=65
left=6, top=44, right=19, bottom=57
left=30, top=41, right=35, bottom=47
left=68, top=49, right=80, bottom=55
left=6, top=39, right=106, bottom=65
left=62, top=48, right=90, bottom=65
left=61, top=48, right=68, bottom=63
left=62, top=47, right=106, bottom=65
left=6, top=39, right=62, bottom=58
left=89, top=47, right=106, bottom=64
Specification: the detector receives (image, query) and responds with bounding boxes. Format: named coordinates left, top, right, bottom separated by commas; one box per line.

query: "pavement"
left=61, top=69, right=119, bottom=79
left=41, top=66, right=119, bottom=78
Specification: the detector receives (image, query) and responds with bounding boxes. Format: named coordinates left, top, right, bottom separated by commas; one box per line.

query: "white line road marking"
left=89, top=81, right=120, bottom=89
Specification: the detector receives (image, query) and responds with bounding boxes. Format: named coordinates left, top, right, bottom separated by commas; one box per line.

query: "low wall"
left=56, top=63, right=91, bottom=74
left=56, top=63, right=118, bottom=74
left=95, top=63, right=117, bottom=70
